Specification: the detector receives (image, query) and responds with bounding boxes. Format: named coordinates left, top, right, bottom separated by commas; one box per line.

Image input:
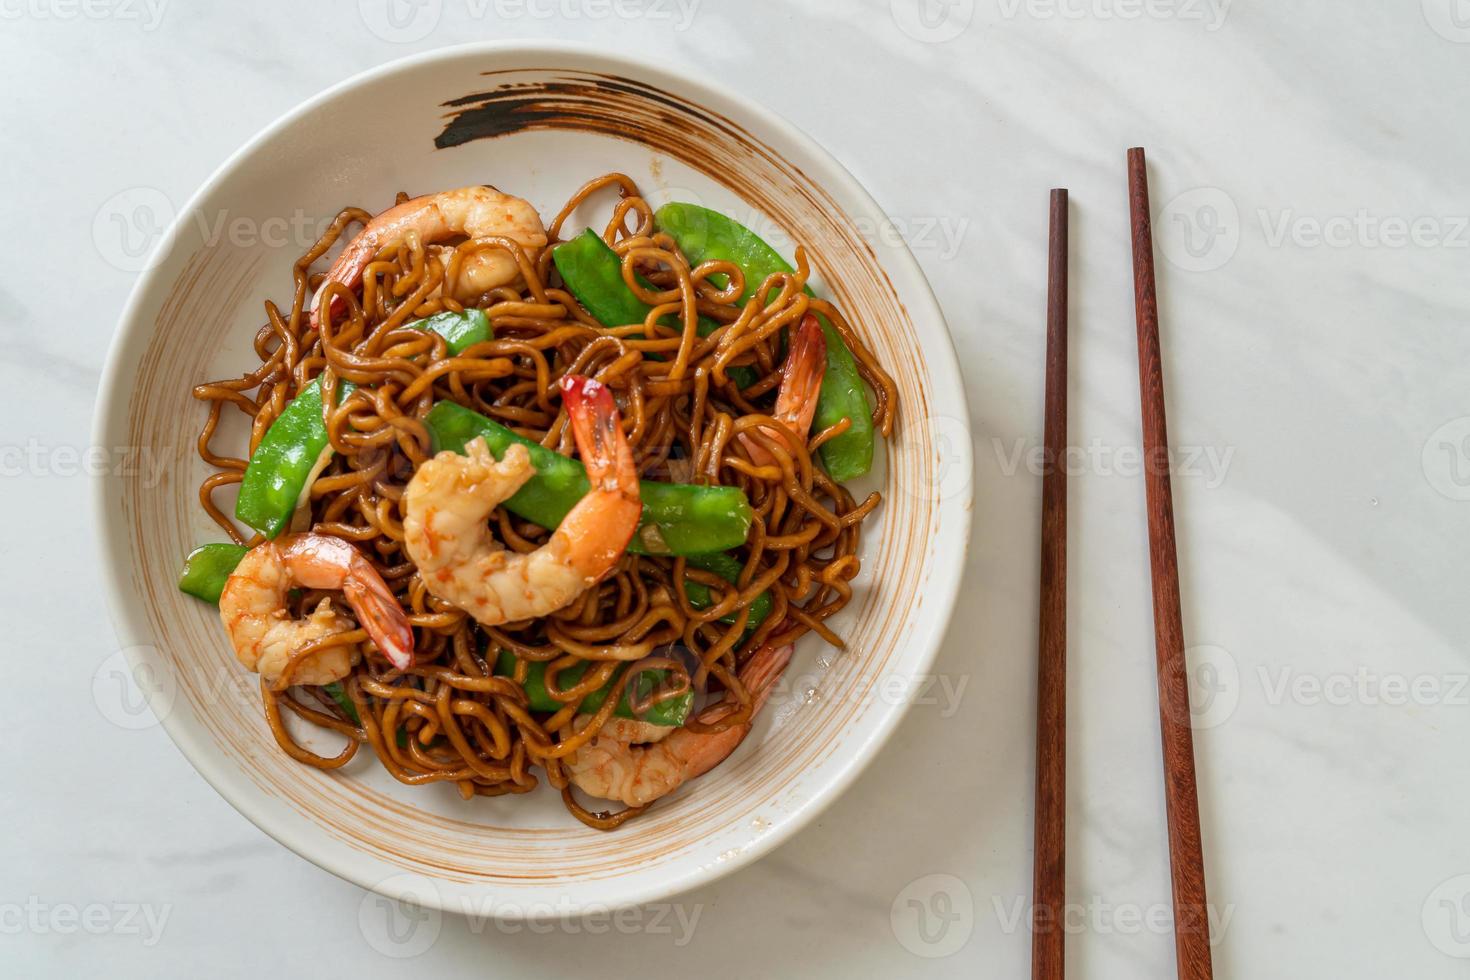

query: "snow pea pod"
left=493, top=650, right=693, bottom=727
left=551, top=229, right=757, bottom=388
left=410, top=307, right=491, bottom=354
left=177, top=542, right=249, bottom=603
left=683, top=551, right=771, bottom=634
left=321, top=681, right=361, bottom=724
left=236, top=307, right=484, bottom=540
left=654, top=203, right=876, bottom=482
left=552, top=229, right=672, bottom=333
left=423, top=400, right=753, bottom=556
left=235, top=377, right=354, bottom=539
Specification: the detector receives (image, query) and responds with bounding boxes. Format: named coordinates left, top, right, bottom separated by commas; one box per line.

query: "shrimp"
left=313, top=185, right=548, bottom=326
left=566, top=640, right=795, bottom=808
left=219, top=533, right=414, bottom=687
left=592, top=716, right=676, bottom=746
left=402, top=375, right=641, bottom=626
left=738, top=313, right=827, bottom=467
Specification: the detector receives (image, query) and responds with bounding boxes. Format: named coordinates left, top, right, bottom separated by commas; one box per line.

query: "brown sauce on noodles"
left=191, top=174, right=897, bottom=828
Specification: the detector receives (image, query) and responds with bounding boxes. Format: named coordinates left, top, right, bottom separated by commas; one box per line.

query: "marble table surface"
left=5, top=2, right=1468, bottom=976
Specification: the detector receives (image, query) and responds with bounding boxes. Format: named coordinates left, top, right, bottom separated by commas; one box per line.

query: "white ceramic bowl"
left=93, top=41, right=971, bottom=916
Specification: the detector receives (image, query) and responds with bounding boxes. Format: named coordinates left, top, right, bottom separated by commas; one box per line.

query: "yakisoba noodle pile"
left=189, top=174, right=897, bottom=828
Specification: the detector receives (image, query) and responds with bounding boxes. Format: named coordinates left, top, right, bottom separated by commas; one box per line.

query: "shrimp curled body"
left=314, top=185, right=548, bottom=326
left=403, top=376, right=641, bottom=627
left=219, top=533, right=415, bottom=686
left=567, top=640, right=794, bottom=807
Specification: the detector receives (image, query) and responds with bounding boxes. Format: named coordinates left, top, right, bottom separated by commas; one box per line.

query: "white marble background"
left=4, top=1, right=1468, bottom=976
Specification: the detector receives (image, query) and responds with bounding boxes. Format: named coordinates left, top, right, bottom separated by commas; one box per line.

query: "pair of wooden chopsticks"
left=1031, top=150, right=1213, bottom=980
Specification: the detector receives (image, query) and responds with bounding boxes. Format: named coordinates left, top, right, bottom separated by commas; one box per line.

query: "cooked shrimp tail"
left=775, top=313, right=827, bottom=432
left=558, top=374, right=641, bottom=564
left=336, top=560, right=415, bottom=669
left=731, top=636, right=793, bottom=710
left=740, top=313, right=827, bottom=466
left=275, top=535, right=414, bottom=670
left=566, top=639, right=795, bottom=808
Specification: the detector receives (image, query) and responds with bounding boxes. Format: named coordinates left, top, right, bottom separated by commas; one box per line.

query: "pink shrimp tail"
left=738, top=315, right=827, bottom=467
left=775, top=313, right=827, bottom=428
left=310, top=294, right=343, bottom=333
left=279, top=533, right=414, bottom=670
left=345, top=574, right=415, bottom=670
left=309, top=240, right=375, bottom=332
left=682, top=638, right=794, bottom=781
left=559, top=374, right=641, bottom=560
left=560, top=376, right=635, bottom=493
left=741, top=640, right=795, bottom=713
left=696, top=637, right=795, bottom=722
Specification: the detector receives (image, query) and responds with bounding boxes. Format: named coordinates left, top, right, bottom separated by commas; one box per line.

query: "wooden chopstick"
left=1032, top=188, right=1068, bottom=980
left=1126, top=147, right=1215, bottom=980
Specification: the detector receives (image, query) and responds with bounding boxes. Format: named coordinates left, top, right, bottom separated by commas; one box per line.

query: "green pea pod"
left=493, top=650, right=692, bottom=727
left=178, top=542, right=249, bottom=603
left=552, top=229, right=673, bottom=332
left=235, top=377, right=355, bottom=539
left=654, top=202, right=876, bottom=482
left=683, top=552, right=771, bottom=634
left=424, top=401, right=752, bottom=556
left=551, top=229, right=757, bottom=388
left=411, top=308, right=492, bottom=354
left=321, top=681, right=361, bottom=724
left=236, top=309, right=480, bottom=541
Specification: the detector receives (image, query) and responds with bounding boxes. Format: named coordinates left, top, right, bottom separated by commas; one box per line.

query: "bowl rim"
left=91, top=39, right=973, bottom=915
